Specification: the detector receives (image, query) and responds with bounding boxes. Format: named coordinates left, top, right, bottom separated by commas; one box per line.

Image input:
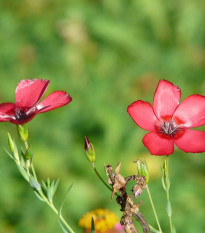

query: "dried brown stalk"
left=105, top=162, right=151, bottom=233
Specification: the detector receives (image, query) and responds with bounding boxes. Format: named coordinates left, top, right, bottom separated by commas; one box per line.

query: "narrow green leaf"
left=47, top=177, right=51, bottom=188
left=13, top=142, right=20, bottom=162
left=8, top=133, right=15, bottom=152
left=167, top=178, right=170, bottom=190
left=4, top=148, right=14, bottom=160
left=166, top=200, right=172, bottom=217
left=173, top=224, right=177, bottom=233
left=58, top=220, right=69, bottom=233
left=34, top=191, right=45, bottom=202
left=59, top=184, right=73, bottom=217
left=91, top=217, right=96, bottom=233
left=51, top=180, right=55, bottom=189
left=47, top=187, right=53, bottom=203
left=20, top=156, right=26, bottom=167
left=149, top=225, right=161, bottom=233
left=29, top=176, right=41, bottom=191
left=42, top=180, right=47, bottom=191
left=52, top=179, right=59, bottom=196
left=16, top=164, right=29, bottom=182
left=161, top=176, right=166, bottom=191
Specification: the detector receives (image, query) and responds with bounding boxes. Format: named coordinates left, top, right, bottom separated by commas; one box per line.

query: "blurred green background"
left=0, top=0, right=205, bottom=232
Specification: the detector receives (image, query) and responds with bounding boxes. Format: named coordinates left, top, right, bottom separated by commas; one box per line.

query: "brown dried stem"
left=105, top=163, right=151, bottom=233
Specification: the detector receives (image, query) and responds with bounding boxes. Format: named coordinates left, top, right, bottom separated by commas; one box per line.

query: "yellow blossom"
left=79, top=209, right=119, bottom=233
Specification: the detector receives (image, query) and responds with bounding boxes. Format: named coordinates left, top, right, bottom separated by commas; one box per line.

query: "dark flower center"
left=15, top=108, right=28, bottom=120
left=155, top=116, right=185, bottom=140
left=160, top=120, right=178, bottom=136
left=12, top=107, right=37, bottom=124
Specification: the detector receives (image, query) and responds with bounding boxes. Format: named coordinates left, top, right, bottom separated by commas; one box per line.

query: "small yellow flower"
left=79, top=209, right=120, bottom=233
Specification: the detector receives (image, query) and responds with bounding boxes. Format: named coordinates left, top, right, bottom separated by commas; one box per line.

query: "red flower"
left=127, top=80, right=205, bottom=155
left=0, top=79, right=72, bottom=125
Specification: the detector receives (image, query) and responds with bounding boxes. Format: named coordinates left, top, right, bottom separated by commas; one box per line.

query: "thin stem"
left=37, top=189, right=75, bottom=233
left=29, top=159, right=75, bottom=233
left=21, top=134, right=75, bottom=232
left=24, top=141, right=38, bottom=181
left=149, top=225, right=161, bottom=233
left=146, top=185, right=163, bottom=233
left=92, top=163, right=114, bottom=193
left=165, top=157, right=173, bottom=233
left=25, top=141, right=29, bottom=149
left=31, top=163, right=38, bottom=181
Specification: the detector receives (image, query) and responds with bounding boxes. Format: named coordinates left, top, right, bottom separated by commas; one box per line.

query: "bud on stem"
left=84, top=136, right=95, bottom=163
left=25, top=146, right=33, bottom=160
left=17, top=124, right=28, bottom=142
left=136, top=159, right=149, bottom=184
left=161, top=157, right=170, bottom=191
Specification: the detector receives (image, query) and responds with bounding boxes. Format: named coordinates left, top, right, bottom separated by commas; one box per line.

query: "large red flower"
left=127, top=80, right=205, bottom=155
left=0, top=79, right=72, bottom=125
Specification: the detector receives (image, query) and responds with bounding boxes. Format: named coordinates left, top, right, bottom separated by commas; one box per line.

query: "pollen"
left=79, top=209, right=119, bottom=232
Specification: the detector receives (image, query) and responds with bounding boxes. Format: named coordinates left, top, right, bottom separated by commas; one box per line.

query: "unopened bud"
left=17, top=124, right=28, bottom=142
left=85, top=136, right=95, bottom=163
left=136, top=160, right=149, bottom=184
left=25, top=146, right=33, bottom=160
left=161, top=158, right=170, bottom=191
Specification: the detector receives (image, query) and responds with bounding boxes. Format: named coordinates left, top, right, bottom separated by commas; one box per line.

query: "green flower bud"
left=137, top=159, right=149, bottom=184
left=17, top=124, right=28, bottom=142
left=85, top=136, right=95, bottom=163
left=25, top=146, right=33, bottom=160
left=161, top=158, right=170, bottom=191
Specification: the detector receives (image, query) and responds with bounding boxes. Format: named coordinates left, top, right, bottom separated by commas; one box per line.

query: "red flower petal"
left=127, top=100, right=157, bottom=131
left=37, top=91, right=72, bottom=113
left=0, top=103, right=16, bottom=122
left=173, top=94, right=205, bottom=128
left=174, top=129, right=205, bottom=153
left=15, top=79, right=49, bottom=108
left=142, top=132, right=174, bottom=155
left=153, top=80, right=181, bottom=119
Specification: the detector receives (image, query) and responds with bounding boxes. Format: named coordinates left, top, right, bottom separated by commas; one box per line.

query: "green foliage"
left=0, top=0, right=205, bottom=232
left=59, top=184, right=73, bottom=218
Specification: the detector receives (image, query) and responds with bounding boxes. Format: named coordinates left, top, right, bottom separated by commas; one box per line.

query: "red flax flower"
left=0, top=79, right=72, bottom=125
left=127, top=80, right=205, bottom=155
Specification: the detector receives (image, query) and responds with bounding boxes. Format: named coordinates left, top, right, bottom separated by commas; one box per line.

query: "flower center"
left=161, top=120, right=177, bottom=136
left=15, top=108, right=28, bottom=120
left=155, top=117, right=185, bottom=140
left=154, top=115, right=185, bottom=139
left=12, top=107, right=36, bottom=124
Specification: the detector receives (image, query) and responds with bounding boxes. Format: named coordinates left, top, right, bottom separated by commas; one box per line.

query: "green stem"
left=37, top=188, right=75, bottom=233
left=165, top=157, right=173, bottom=233
left=146, top=185, right=163, bottom=233
left=30, top=162, right=75, bottom=233
left=92, top=163, right=114, bottom=193
left=22, top=136, right=75, bottom=232
left=24, top=141, right=38, bottom=181
left=149, top=224, right=162, bottom=233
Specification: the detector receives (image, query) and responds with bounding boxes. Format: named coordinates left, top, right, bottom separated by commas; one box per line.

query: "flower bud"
left=161, top=158, right=170, bottom=191
left=136, top=160, right=149, bottom=184
left=25, top=146, right=33, bottom=160
left=85, top=136, right=95, bottom=163
left=17, top=124, right=28, bottom=142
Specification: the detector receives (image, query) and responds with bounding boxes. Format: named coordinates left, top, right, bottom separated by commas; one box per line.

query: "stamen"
left=15, top=108, right=28, bottom=120
left=160, top=120, right=178, bottom=137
